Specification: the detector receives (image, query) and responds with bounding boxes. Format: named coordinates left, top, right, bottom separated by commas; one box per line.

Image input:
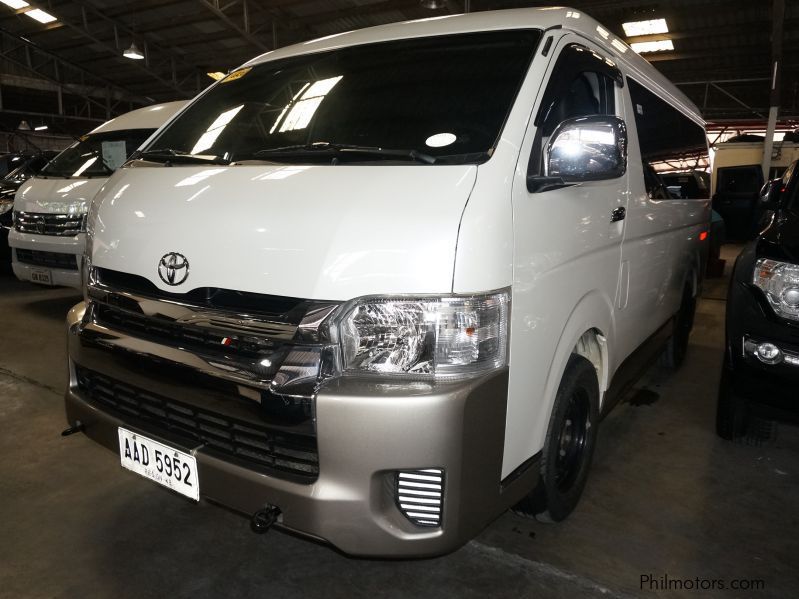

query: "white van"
left=9, top=101, right=185, bottom=288
left=64, top=9, right=710, bottom=557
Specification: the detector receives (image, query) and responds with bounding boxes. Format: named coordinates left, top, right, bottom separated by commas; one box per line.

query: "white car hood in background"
left=15, top=177, right=107, bottom=214
left=91, top=164, right=477, bottom=300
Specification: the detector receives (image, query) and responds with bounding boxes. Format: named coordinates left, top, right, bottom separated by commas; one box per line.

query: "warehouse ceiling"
left=0, top=0, right=795, bottom=134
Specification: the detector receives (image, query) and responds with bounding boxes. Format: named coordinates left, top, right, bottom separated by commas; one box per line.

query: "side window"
left=627, top=77, right=709, bottom=199
left=529, top=44, right=619, bottom=175
left=540, top=70, right=616, bottom=136
left=717, top=166, right=764, bottom=195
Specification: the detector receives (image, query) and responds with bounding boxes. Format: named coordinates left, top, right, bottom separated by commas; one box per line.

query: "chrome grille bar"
left=15, top=211, right=85, bottom=236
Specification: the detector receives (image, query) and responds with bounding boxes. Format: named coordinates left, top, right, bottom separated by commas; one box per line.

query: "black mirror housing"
left=759, top=178, right=784, bottom=210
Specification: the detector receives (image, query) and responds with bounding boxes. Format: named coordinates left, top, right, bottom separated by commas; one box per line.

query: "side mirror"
left=759, top=178, right=783, bottom=210
left=527, top=116, right=628, bottom=193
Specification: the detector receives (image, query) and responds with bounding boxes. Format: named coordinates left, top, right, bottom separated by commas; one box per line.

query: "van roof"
left=89, top=100, right=187, bottom=134
left=240, top=7, right=703, bottom=127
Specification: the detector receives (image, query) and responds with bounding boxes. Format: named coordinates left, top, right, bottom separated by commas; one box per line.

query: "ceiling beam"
left=30, top=0, right=199, bottom=97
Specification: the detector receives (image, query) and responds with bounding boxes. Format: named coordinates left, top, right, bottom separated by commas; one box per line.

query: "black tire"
left=660, top=285, right=696, bottom=370
left=514, top=354, right=599, bottom=523
left=715, top=356, right=749, bottom=440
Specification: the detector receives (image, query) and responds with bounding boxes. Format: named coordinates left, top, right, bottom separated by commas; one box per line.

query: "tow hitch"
left=250, top=506, right=281, bottom=534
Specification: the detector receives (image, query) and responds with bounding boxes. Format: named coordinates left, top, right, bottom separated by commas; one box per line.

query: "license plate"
left=30, top=269, right=51, bottom=284
left=118, top=428, right=199, bottom=501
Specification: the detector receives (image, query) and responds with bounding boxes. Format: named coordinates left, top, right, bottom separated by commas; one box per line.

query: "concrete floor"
left=1, top=246, right=798, bottom=598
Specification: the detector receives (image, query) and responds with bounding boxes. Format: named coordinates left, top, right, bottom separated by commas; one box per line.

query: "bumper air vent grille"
left=396, top=468, right=444, bottom=528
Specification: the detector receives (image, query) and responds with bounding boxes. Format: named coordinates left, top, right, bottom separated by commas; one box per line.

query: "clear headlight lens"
left=338, top=291, right=509, bottom=377
left=753, top=258, right=799, bottom=321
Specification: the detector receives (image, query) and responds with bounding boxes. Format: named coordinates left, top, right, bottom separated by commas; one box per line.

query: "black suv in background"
left=717, top=160, right=799, bottom=438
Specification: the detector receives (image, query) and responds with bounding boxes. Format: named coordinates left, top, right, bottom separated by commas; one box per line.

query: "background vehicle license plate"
left=118, top=428, right=199, bottom=501
left=30, top=269, right=51, bottom=284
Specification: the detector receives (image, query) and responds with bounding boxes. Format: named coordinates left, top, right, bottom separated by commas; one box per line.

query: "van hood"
left=14, top=176, right=107, bottom=214
left=91, top=164, right=477, bottom=300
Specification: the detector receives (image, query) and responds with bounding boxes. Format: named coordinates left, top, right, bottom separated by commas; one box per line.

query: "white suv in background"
left=9, top=101, right=185, bottom=288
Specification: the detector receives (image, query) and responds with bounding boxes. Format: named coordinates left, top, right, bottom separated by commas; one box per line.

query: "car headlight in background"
left=0, top=199, right=12, bottom=216
left=337, top=291, right=509, bottom=378
left=753, top=258, right=799, bottom=321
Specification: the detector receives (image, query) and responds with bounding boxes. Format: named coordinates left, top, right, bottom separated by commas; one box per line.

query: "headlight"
left=753, top=259, right=799, bottom=321
left=0, top=200, right=12, bottom=216
left=337, top=291, right=509, bottom=378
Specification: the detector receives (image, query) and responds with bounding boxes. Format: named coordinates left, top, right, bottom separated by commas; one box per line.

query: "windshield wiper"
left=135, top=148, right=231, bottom=165
left=251, top=142, right=437, bottom=165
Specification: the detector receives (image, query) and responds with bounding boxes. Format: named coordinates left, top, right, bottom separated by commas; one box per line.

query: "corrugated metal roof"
left=0, top=0, right=794, bottom=128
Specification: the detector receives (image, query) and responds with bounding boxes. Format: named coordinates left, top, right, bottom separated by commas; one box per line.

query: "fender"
left=529, top=289, right=616, bottom=454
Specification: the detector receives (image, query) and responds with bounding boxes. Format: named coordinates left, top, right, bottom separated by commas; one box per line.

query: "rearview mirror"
left=526, top=115, right=628, bottom=193
left=759, top=178, right=783, bottom=210
left=546, top=115, right=628, bottom=182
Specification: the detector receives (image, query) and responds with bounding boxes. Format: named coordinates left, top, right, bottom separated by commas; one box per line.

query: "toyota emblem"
left=158, top=252, right=190, bottom=286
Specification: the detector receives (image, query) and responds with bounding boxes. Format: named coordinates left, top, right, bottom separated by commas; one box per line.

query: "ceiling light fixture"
left=622, top=18, right=669, bottom=37
left=17, top=120, right=31, bottom=131
left=630, top=39, right=675, bottom=54
left=34, top=124, right=48, bottom=131
left=420, top=0, right=444, bottom=9
left=123, top=41, right=144, bottom=60
left=0, top=0, right=30, bottom=9
left=24, top=7, right=56, bottom=23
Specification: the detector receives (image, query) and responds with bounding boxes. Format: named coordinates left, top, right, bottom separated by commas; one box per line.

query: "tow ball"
left=61, top=421, right=85, bottom=436
left=250, top=506, right=281, bottom=534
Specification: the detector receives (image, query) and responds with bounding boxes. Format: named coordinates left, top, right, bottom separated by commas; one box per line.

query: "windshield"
left=146, top=30, right=540, bottom=165
left=3, top=153, right=56, bottom=184
left=42, top=128, right=155, bottom=177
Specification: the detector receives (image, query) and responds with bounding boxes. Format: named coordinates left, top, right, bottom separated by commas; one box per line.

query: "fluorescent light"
left=622, top=18, right=669, bottom=37
left=34, top=125, right=48, bottom=131
left=631, top=39, right=675, bottom=53
left=207, top=72, right=226, bottom=81
left=0, top=0, right=30, bottom=9
left=25, top=8, right=56, bottom=23
left=123, top=42, right=144, bottom=60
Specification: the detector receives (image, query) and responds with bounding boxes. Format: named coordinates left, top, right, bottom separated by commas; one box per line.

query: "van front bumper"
left=9, top=228, right=84, bottom=288
left=65, top=302, right=533, bottom=557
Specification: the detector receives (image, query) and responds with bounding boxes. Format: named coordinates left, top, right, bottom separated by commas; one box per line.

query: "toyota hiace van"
left=9, top=101, right=185, bottom=287
left=63, top=9, right=710, bottom=556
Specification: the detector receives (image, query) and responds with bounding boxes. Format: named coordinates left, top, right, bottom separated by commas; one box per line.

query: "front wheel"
left=715, top=356, right=749, bottom=440
left=514, top=354, right=599, bottom=522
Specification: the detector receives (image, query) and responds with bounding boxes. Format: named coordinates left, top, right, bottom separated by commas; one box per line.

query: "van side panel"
left=613, top=69, right=711, bottom=363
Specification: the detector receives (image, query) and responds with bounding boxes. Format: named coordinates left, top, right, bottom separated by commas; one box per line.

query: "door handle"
left=610, top=207, right=626, bottom=222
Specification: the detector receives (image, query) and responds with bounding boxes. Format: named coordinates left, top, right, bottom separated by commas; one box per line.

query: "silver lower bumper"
left=9, top=229, right=84, bottom=288
left=65, top=302, right=537, bottom=557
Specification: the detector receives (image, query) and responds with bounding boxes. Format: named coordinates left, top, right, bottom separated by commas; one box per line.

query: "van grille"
left=75, top=366, right=319, bottom=482
left=93, top=303, right=280, bottom=359
left=15, top=248, right=79, bottom=270
left=14, top=212, right=85, bottom=236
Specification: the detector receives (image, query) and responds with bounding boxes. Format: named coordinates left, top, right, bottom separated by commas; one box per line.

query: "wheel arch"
left=530, top=290, right=615, bottom=452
